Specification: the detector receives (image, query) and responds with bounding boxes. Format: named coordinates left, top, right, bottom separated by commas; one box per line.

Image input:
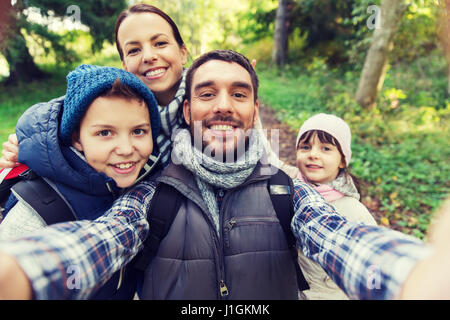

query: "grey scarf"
left=329, top=171, right=360, bottom=200
left=156, top=69, right=187, bottom=169
left=172, top=128, right=264, bottom=232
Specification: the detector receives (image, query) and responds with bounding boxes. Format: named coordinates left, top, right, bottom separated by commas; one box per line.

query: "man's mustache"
left=202, top=115, right=244, bottom=129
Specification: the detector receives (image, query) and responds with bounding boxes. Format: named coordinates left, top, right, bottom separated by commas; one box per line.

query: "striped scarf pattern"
left=156, top=69, right=187, bottom=168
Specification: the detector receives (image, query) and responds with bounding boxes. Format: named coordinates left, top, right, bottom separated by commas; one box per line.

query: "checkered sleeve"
left=291, top=179, right=433, bottom=300
left=0, top=180, right=156, bottom=300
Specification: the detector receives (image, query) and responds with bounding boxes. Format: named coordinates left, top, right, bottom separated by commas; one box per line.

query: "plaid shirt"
left=0, top=179, right=431, bottom=300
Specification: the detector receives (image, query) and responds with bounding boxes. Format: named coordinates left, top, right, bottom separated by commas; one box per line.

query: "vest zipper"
left=224, top=219, right=236, bottom=248
left=218, top=190, right=234, bottom=299
left=219, top=280, right=229, bottom=297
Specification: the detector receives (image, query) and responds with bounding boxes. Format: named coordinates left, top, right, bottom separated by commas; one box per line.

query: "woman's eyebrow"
left=123, top=33, right=168, bottom=47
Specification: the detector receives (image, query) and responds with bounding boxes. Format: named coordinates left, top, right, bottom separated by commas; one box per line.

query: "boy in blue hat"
left=0, top=64, right=161, bottom=299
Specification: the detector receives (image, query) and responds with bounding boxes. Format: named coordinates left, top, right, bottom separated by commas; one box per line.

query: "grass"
left=0, top=71, right=67, bottom=144
left=256, top=51, right=449, bottom=239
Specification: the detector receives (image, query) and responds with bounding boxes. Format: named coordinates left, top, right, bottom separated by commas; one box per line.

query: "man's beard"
left=189, top=115, right=254, bottom=163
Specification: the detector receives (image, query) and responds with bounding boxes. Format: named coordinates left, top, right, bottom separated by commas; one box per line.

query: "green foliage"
left=347, top=0, right=441, bottom=66
left=25, top=0, right=127, bottom=51
left=237, top=0, right=277, bottom=44
left=0, top=70, right=67, bottom=144
left=1, top=0, right=126, bottom=82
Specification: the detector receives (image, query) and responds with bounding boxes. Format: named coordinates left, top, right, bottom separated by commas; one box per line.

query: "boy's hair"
left=297, top=129, right=361, bottom=194
left=185, top=49, right=259, bottom=103
left=59, top=64, right=161, bottom=146
left=100, top=78, right=144, bottom=102
left=115, top=4, right=186, bottom=61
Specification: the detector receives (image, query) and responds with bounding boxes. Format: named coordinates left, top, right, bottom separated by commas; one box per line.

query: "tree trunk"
left=0, top=0, right=46, bottom=85
left=355, top=0, right=409, bottom=109
left=440, top=0, right=450, bottom=95
left=272, top=0, right=289, bottom=67
left=0, top=0, right=15, bottom=51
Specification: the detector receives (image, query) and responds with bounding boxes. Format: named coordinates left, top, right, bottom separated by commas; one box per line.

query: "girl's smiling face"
left=117, top=12, right=187, bottom=106
left=296, top=131, right=345, bottom=184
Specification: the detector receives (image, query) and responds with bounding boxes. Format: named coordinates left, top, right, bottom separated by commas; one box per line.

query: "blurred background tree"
left=0, top=0, right=126, bottom=85
left=355, top=0, right=409, bottom=109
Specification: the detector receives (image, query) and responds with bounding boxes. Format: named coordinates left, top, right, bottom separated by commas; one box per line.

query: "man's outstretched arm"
left=398, top=198, right=450, bottom=299
left=291, top=180, right=437, bottom=300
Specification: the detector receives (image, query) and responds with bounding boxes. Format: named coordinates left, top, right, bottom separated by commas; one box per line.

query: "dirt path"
left=258, top=104, right=298, bottom=167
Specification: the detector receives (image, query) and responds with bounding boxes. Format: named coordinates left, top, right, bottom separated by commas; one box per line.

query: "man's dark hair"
left=185, top=50, right=259, bottom=103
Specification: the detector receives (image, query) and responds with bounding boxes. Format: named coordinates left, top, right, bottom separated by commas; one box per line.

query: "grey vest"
left=140, top=161, right=299, bottom=300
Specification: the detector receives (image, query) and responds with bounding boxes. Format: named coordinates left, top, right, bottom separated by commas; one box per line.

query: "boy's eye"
left=127, top=48, right=140, bottom=55
left=133, top=128, right=147, bottom=135
left=97, top=130, right=112, bottom=137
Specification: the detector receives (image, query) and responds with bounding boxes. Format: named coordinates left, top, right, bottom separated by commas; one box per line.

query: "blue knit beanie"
left=59, top=64, right=161, bottom=146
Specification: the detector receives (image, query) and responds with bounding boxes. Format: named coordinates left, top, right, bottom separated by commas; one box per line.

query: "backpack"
left=134, top=169, right=310, bottom=292
left=0, top=167, right=75, bottom=224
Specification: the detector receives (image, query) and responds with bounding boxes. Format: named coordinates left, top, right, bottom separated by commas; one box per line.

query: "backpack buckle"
left=18, top=169, right=37, bottom=180
left=269, top=184, right=291, bottom=195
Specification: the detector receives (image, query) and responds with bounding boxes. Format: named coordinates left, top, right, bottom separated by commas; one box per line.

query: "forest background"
left=0, top=0, right=448, bottom=239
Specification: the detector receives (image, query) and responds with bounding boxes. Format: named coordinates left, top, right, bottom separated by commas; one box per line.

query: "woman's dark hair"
left=298, top=129, right=361, bottom=194
left=115, top=4, right=185, bottom=61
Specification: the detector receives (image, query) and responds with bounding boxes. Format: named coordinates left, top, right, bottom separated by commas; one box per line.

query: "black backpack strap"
left=10, top=169, right=76, bottom=225
left=134, top=183, right=183, bottom=271
left=268, top=169, right=310, bottom=291
left=0, top=177, right=20, bottom=208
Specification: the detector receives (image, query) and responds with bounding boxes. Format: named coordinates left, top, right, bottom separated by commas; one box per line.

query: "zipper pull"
left=227, top=219, right=236, bottom=231
left=219, top=280, right=229, bottom=297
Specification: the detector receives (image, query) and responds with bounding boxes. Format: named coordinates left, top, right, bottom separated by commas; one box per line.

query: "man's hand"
left=399, top=198, right=450, bottom=299
left=0, top=253, right=32, bottom=300
left=0, top=134, right=19, bottom=168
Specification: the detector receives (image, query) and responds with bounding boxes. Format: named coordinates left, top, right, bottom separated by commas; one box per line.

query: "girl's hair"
left=298, top=129, right=361, bottom=194
left=114, top=4, right=186, bottom=61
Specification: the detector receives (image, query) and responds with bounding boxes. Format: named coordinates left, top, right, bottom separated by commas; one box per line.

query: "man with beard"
left=0, top=50, right=448, bottom=300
